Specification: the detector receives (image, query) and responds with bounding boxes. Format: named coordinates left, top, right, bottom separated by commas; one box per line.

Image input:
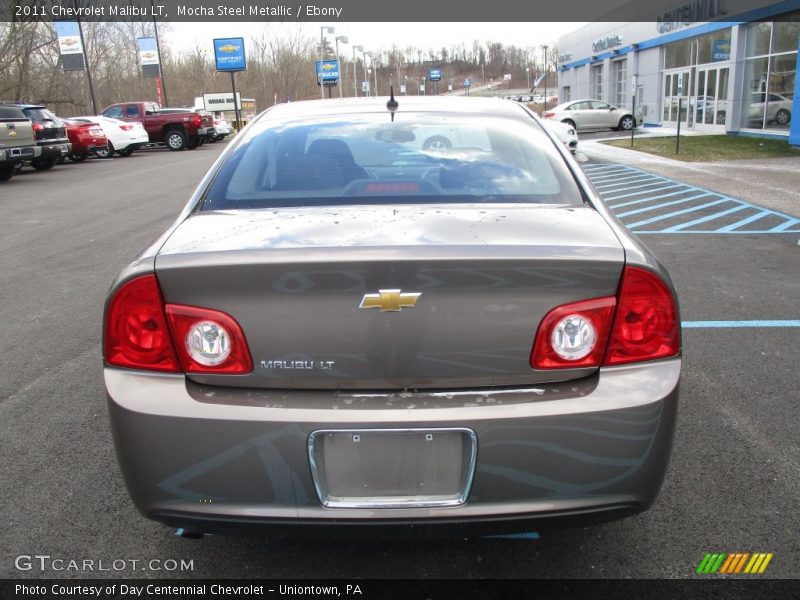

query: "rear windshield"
left=23, top=108, right=59, bottom=122
left=0, top=107, right=26, bottom=119
left=201, top=112, right=582, bottom=210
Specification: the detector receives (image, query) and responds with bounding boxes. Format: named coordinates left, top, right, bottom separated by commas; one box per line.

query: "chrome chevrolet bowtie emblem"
left=359, top=289, right=421, bottom=312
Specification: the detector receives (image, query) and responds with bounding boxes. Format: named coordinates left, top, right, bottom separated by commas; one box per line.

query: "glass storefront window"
left=772, top=18, right=800, bottom=53
left=592, top=65, right=603, bottom=100
left=746, top=22, right=772, bottom=56
left=665, top=39, right=692, bottom=69
left=742, top=57, right=770, bottom=128
left=697, top=30, right=732, bottom=64
left=614, top=59, right=627, bottom=106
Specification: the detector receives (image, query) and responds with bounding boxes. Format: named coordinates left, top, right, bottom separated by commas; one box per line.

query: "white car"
left=71, top=116, right=149, bottom=158
left=212, top=118, right=233, bottom=141
left=543, top=99, right=640, bottom=131
left=544, top=120, right=578, bottom=153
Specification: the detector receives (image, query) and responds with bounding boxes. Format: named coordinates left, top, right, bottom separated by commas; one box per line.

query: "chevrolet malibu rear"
left=104, top=97, right=680, bottom=537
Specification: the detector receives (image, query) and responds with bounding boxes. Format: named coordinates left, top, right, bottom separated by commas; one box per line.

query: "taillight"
left=531, top=266, right=680, bottom=369
left=531, top=297, right=616, bottom=369
left=32, top=122, right=44, bottom=131
left=542, top=112, right=555, bottom=119
left=604, top=266, right=680, bottom=365
left=193, top=114, right=201, bottom=126
left=104, top=275, right=179, bottom=372
left=119, top=124, right=133, bottom=131
left=165, top=305, right=252, bottom=374
left=104, top=274, right=252, bottom=374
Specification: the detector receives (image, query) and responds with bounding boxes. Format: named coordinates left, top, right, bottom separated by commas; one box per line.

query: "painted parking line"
left=583, top=162, right=800, bottom=234
left=682, top=320, right=800, bottom=328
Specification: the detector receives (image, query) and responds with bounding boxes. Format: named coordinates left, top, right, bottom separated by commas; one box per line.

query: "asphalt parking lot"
left=1, top=144, right=798, bottom=580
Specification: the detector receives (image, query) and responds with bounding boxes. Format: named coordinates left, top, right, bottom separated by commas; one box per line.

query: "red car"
left=63, top=118, right=109, bottom=162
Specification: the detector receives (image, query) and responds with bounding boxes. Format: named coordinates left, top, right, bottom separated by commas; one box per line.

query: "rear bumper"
left=36, top=142, right=71, bottom=160
left=106, top=359, right=680, bottom=535
left=0, top=145, right=39, bottom=163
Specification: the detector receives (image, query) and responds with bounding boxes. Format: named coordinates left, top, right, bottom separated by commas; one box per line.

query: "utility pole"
left=335, top=35, right=348, bottom=99
left=72, top=1, right=97, bottom=114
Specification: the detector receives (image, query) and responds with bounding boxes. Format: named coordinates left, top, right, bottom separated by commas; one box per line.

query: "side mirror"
left=610, top=106, right=617, bottom=111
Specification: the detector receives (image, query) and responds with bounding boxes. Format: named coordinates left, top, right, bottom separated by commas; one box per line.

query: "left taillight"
left=104, top=274, right=179, bottom=372
left=104, top=274, right=252, bottom=374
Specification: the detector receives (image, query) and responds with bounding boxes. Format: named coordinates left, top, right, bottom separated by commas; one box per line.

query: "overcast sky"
left=166, top=22, right=585, bottom=57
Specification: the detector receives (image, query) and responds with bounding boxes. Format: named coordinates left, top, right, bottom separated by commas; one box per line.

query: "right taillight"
left=604, top=266, right=680, bottom=366
left=542, top=112, right=555, bottom=119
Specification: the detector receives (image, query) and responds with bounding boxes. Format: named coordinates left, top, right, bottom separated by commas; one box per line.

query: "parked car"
left=104, top=96, right=680, bottom=538
left=100, top=102, right=205, bottom=151
left=0, top=105, right=41, bottom=182
left=0, top=102, right=71, bottom=170
left=71, top=116, right=149, bottom=158
left=544, top=119, right=578, bottom=152
left=61, top=118, right=108, bottom=162
left=212, top=117, right=232, bottom=141
left=543, top=99, right=640, bottom=131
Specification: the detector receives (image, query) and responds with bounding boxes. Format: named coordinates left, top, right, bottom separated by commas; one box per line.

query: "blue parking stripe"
left=592, top=173, right=654, bottom=184
left=769, top=218, right=800, bottom=232
left=584, top=162, right=800, bottom=234
left=683, top=320, right=800, bottom=328
left=608, top=188, right=699, bottom=209
left=605, top=184, right=686, bottom=202
left=715, top=210, right=769, bottom=233
left=594, top=176, right=662, bottom=190
left=616, top=193, right=713, bottom=218
left=626, top=198, right=730, bottom=229
left=660, top=204, right=749, bottom=232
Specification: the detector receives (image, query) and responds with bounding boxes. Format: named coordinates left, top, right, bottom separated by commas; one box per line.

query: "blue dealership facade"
left=556, top=1, right=800, bottom=146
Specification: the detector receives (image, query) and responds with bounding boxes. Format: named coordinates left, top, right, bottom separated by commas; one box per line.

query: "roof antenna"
left=386, top=86, right=398, bottom=122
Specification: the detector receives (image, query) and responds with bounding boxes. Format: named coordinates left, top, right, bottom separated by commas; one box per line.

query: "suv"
left=0, top=103, right=71, bottom=170
left=0, top=105, right=41, bottom=182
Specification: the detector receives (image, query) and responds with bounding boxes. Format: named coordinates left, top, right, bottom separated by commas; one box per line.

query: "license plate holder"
left=308, top=428, right=477, bottom=508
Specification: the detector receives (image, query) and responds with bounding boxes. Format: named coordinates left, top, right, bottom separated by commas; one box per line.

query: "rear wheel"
left=422, top=136, right=452, bottom=151
left=31, top=158, right=56, bottom=171
left=775, top=109, right=790, bottom=126
left=619, top=115, right=635, bottom=131
left=0, top=163, right=16, bottom=182
left=166, top=129, right=187, bottom=151
left=68, top=153, right=87, bottom=162
left=95, top=142, right=114, bottom=159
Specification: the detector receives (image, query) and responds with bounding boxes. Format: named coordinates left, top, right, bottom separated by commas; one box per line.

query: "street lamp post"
left=319, top=26, right=335, bottom=99
left=373, top=55, right=379, bottom=96
left=353, top=45, right=363, bottom=97
left=541, top=45, right=549, bottom=111
left=361, top=48, right=369, bottom=96
left=335, top=35, right=348, bottom=99
left=526, top=67, right=530, bottom=91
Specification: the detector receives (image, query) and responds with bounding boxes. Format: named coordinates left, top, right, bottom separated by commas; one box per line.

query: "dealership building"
left=556, top=2, right=800, bottom=146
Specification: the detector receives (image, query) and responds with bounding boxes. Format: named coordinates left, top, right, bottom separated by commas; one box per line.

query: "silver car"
left=544, top=99, right=640, bottom=131
left=104, top=96, right=680, bottom=537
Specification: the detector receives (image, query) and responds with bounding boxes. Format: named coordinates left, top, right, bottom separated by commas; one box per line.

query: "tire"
left=116, top=146, right=134, bottom=157
left=775, top=109, right=791, bottom=126
left=95, top=142, right=114, bottom=159
left=166, top=129, right=187, bottom=151
left=562, top=119, right=576, bottom=129
left=68, top=153, right=87, bottom=162
left=0, top=163, right=15, bottom=182
left=422, top=135, right=452, bottom=151
left=619, top=115, right=635, bottom=131
left=31, top=158, right=56, bottom=171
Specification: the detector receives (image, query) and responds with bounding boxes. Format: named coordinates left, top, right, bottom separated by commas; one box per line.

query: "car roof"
left=261, top=96, right=533, bottom=121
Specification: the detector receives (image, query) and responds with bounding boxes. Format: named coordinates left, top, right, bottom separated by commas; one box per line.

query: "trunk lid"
left=156, top=205, right=625, bottom=389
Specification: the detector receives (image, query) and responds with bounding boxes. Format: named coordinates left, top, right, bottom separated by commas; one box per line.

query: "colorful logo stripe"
left=697, top=552, right=773, bottom=574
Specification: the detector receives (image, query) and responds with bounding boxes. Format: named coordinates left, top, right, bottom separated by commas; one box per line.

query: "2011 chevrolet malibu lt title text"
left=104, top=96, right=680, bottom=537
